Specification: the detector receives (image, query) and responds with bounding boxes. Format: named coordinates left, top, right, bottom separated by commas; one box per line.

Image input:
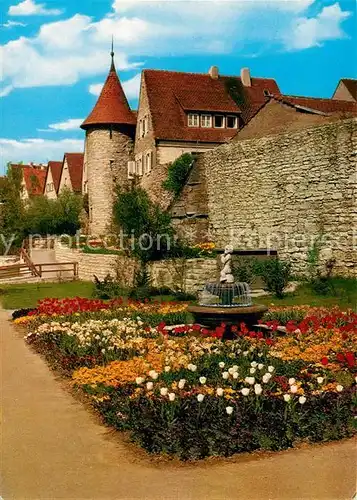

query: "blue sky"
left=1, top=0, right=356, bottom=173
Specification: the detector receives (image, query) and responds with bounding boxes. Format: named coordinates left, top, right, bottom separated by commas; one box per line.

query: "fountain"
left=187, top=246, right=268, bottom=339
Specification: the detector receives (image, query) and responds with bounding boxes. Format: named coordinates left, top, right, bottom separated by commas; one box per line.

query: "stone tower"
left=81, top=50, right=136, bottom=236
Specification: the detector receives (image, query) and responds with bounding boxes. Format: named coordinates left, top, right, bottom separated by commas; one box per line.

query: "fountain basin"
left=187, top=304, right=268, bottom=339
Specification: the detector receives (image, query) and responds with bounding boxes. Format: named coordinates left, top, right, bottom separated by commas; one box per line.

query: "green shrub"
left=162, top=153, right=194, bottom=196
left=256, top=258, right=292, bottom=298
left=93, top=274, right=128, bottom=299
left=233, top=258, right=255, bottom=284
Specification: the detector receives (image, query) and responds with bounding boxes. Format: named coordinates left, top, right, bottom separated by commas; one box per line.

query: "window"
left=188, top=113, right=199, bottom=127
left=214, top=115, right=225, bottom=128
left=226, top=115, right=238, bottom=129
left=201, top=115, right=212, bottom=128
left=135, top=155, right=143, bottom=176
left=127, top=161, right=135, bottom=179
left=145, top=151, right=152, bottom=174
left=263, top=89, right=270, bottom=97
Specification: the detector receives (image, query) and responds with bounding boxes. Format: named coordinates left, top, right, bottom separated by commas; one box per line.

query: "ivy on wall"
left=162, top=153, right=194, bottom=197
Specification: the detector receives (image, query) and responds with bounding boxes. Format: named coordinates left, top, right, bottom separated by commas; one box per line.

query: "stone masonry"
left=85, top=128, right=133, bottom=236
left=202, top=118, right=357, bottom=276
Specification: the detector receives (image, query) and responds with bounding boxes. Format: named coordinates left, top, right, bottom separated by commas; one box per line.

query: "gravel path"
left=1, top=309, right=355, bottom=500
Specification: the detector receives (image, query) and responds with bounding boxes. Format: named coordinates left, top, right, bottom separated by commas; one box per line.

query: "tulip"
left=197, top=394, right=205, bottom=402
left=241, top=388, right=250, bottom=396
left=258, top=363, right=264, bottom=370
left=290, top=385, right=298, bottom=394
left=199, top=377, right=207, bottom=385
left=225, top=406, right=234, bottom=415
left=317, top=377, right=324, bottom=384
left=251, top=361, right=258, bottom=368
left=336, top=385, right=344, bottom=392
left=232, top=372, right=239, bottom=379
left=283, top=394, right=291, bottom=402
left=160, top=387, right=168, bottom=396
left=250, top=368, right=256, bottom=374
left=164, top=366, right=171, bottom=372
left=136, top=377, right=144, bottom=385
left=243, top=351, right=249, bottom=357
left=188, top=364, right=197, bottom=372
left=268, top=366, right=275, bottom=373
left=218, top=362, right=225, bottom=368
left=178, top=379, right=186, bottom=389
left=232, top=365, right=238, bottom=371
left=288, top=378, right=296, bottom=385
left=254, top=384, right=263, bottom=395
left=245, top=376, right=255, bottom=385
left=168, top=393, right=176, bottom=401
left=146, top=382, right=154, bottom=390
left=298, top=396, right=306, bottom=404
left=262, top=373, right=272, bottom=383
left=216, top=388, right=224, bottom=396
left=222, top=371, right=229, bottom=379
left=149, top=370, right=158, bottom=380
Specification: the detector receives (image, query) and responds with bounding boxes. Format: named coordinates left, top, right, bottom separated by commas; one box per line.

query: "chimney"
left=241, top=67, right=251, bottom=87
left=208, top=65, right=219, bottom=80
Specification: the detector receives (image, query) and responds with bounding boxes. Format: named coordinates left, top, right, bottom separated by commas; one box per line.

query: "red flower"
left=321, top=357, right=329, bottom=366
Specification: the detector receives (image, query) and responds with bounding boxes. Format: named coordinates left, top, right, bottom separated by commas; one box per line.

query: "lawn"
left=0, top=281, right=95, bottom=309
left=258, top=278, right=357, bottom=310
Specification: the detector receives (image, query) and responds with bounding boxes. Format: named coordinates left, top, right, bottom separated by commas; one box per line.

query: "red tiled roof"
left=64, top=153, right=83, bottom=193
left=144, top=69, right=281, bottom=143
left=22, top=166, right=47, bottom=196
left=273, top=94, right=357, bottom=115
left=46, top=161, right=63, bottom=193
left=81, top=61, right=136, bottom=129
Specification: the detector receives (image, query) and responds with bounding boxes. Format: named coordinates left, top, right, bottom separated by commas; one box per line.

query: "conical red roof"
left=81, top=60, right=136, bottom=129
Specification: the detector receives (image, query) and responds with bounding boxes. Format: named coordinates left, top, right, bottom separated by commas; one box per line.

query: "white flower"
left=199, top=376, right=207, bottom=385
left=188, top=364, right=197, bottom=372
left=317, top=377, right=324, bottom=384
left=232, top=365, right=238, bottom=371
left=219, top=362, right=225, bottom=368
left=146, top=382, right=153, bottom=390
left=249, top=367, right=256, bottom=374
left=262, top=373, right=272, bottom=383
left=168, top=393, right=176, bottom=401
left=178, top=379, right=186, bottom=389
left=245, top=376, right=255, bottom=385
left=268, top=366, right=275, bottom=373
left=288, top=378, right=296, bottom=385
left=241, top=388, right=250, bottom=396
left=228, top=367, right=235, bottom=375
left=164, top=366, right=171, bottom=372
left=283, top=394, right=291, bottom=402
left=251, top=361, right=258, bottom=368
left=336, top=385, right=344, bottom=392
left=254, top=384, right=263, bottom=395
left=243, top=351, right=249, bottom=357
left=222, top=371, right=229, bottom=379
left=101, top=348, right=106, bottom=354
left=225, top=406, right=234, bottom=415
left=232, top=372, right=239, bottom=379
left=299, top=396, right=306, bottom=404
left=160, top=387, right=168, bottom=396
left=197, top=394, right=205, bottom=402
left=216, top=388, right=224, bottom=396
left=136, top=377, right=144, bottom=385
left=258, top=363, right=264, bottom=370
left=149, top=370, right=158, bottom=380
left=290, top=384, right=298, bottom=394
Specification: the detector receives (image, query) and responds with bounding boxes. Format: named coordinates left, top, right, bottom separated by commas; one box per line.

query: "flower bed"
left=16, top=301, right=357, bottom=460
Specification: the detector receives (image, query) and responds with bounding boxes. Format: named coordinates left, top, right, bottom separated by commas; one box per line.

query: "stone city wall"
left=203, top=118, right=357, bottom=276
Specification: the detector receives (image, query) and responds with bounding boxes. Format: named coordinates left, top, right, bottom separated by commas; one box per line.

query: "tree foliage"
left=162, top=153, right=194, bottom=197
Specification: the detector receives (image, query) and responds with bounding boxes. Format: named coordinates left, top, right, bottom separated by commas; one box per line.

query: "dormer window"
left=214, top=115, right=225, bottom=128
left=188, top=113, right=199, bottom=127
left=201, top=115, right=212, bottom=128
left=226, top=115, right=238, bottom=129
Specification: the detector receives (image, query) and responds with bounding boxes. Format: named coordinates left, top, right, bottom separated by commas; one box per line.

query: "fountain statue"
left=187, top=246, right=268, bottom=339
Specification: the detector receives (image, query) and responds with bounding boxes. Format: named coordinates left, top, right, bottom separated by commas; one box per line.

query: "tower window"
left=226, top=115, right=238, bottom=129
left=214, top=115, right=225, bottom=128
left=201, top=115, right=212, bottom=128
left=127, top=161, right=135, bottom=179
left=145, top=151, right=152, bottom=174
left=188, top=113, right=199, bottom=127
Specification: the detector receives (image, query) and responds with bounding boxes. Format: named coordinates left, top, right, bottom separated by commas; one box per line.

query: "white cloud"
left=89, top=83, right=103, bottom=96
left=8, top=0, right=62, bottom=17
left=287, top=3, right=351, bottom=49
left=1, top=20, right=27, bottom=28
left=48, top=118, right=84, bottom=131
left=0, top=85, right=14, bottom=97
left=0, top=138, right=84, bottom=170
left=89, top=73, right=141, bottom=100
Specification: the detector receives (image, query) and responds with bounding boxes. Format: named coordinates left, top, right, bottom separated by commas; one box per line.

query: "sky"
left=0, top=0, right=356, bottom=173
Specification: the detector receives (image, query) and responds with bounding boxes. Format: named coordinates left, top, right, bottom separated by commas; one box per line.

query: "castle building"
left=82, top=51, right=357, bottom=237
